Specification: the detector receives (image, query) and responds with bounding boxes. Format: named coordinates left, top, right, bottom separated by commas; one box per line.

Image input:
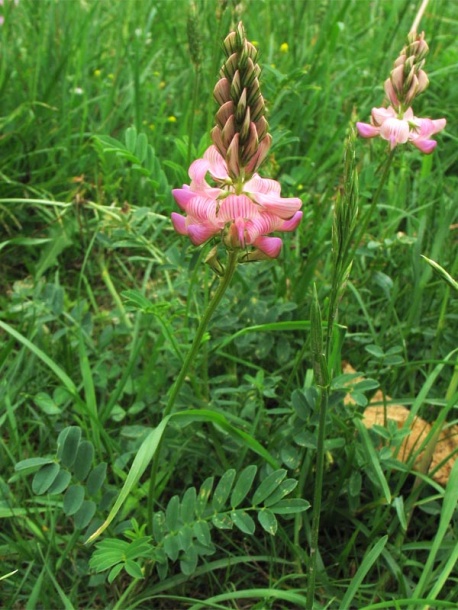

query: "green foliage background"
left=0, top=0, right=457, bottom=607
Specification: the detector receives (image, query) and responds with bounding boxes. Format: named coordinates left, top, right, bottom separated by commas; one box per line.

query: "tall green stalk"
left=147, top=250, right=238, bottom=530
left=306, top=132, right=393, bottom=609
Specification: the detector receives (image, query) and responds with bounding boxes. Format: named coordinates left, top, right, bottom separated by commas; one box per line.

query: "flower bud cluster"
left=211, top=22, right=272, bottom=181
left=384, top=31, right=430, bottom=110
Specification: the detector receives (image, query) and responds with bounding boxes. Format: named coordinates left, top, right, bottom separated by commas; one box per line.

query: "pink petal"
left=371, top=106, right=396, bottom=126
left=217, top=194, right=258, bottom=223
left=245, top=212, right=281, bottom=242
left=186, top=196, right=217, bottom=221
left=252, top=192, right=302, bottom=219
left=380, top=117, right=410, bottom=148
left=414, top=117, right=446, bottom=138
left=253, top=236, right=283, bottom=258
left=403, top=107, right=414, bottom=120
left=171, top=213, right=188, bottom=235
left=204, top=146, right=229, bottom=181
left=188, top=158, right=211, bottom=185
left=356, top=122, right=380, bottom=139
left=187, top=223, right=219, bottom=245
left=245, top=174, right=281, bottom=195
left=172, top=186, right=194, bottom=210
left=279, top=211, right=303, bottom=231
left=411, top=138, right=437, bottom=154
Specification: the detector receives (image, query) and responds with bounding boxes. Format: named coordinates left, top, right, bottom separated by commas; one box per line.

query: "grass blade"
left=339, top=536, right=388, bottom=610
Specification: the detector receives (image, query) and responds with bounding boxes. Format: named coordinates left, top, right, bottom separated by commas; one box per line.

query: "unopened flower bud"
left=211, top=21, right=271, bottom=179
left=214, top=78, right=230, bottom=105
left=205, top=246, right=225, bottom=276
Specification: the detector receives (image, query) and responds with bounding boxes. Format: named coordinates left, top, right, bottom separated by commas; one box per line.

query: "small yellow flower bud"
left=280, top=42, right=289, bottom=53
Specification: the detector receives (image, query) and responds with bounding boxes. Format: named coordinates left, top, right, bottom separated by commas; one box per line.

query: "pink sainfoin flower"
left=357, top=32, right=446, bottom=153
left=171, top=22, right=302, bottom=261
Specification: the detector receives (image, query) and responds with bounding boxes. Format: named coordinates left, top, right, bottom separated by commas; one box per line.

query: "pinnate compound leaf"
left=15, top=457, right=55, bottom=472
left=163, top=533, right=180, bottom=561
left=231, top=509, right=256, bottom=534
left=136, top=133, right=148, bottom=163
left=73, top=441, right=94, bottom=482
left=258, top=509, right=278, bottom=535
left=89, top=539, right=128, bottom=572
left=252, top=469, right=287, bottom=506
left=73, top=500, right=97, bottom=530
left=180, top=545, right=198, bottom=576
left=177, top=524, right=193, bottom=552
left=180, top=487, right=196, bottom=523
left=58, top=427, right=82, bottom=468
left=212, top=468, right=236, bottom=512
left=193, top=520, right=211, bottom=546
left=153, top=511, right=166, bottom=542
left=263, top=479, right=298, bottom=507
left=269, top=498, right=311, bottom=515
left=230, top=465, right=257, bottom=508
left=196, top=477, right=214, bottom=517
left=63, top=485, right=85, bottom=516
left=165, top=495, right=180, bottom=531
left=86, top=462, right=107, bottom=496
left=124, top=560, right=144, bottom=579
left=125, top=127, right=137, bottom=153
left=212, top=512, right=233, bottom=530
left=47, top=469, right=72, bottom=495
left=108, top=564, right=124, bottom=584
left=32, top=463, right=60, bottom=495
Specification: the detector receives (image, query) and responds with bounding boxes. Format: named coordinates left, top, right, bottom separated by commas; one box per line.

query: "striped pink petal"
left=245, top=174, right=281, bottom=195
left=186, top=196, right=218, bottom=221
left=252, top=192, right=302, bottom=219
left=204, top=145, right=230, bottom=181
left=187, top=223, right=219, bottom=245
left=216, top=194, right=258, bottom=223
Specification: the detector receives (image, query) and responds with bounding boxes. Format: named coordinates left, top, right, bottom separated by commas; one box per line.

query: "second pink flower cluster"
left=357, top=107, right=445, bottom=153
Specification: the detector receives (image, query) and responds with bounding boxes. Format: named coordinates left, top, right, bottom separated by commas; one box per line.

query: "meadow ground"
left=0, top=0, right=457, bottom=608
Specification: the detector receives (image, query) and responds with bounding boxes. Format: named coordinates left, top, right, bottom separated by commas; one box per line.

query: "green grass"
left=1, top=0, right=457, bottom=608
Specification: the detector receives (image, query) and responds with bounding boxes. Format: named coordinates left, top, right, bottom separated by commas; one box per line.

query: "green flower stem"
left=147, top=249, right=239, bottom=530
left=350, top=149, right=395, bottom=261
left=306, top=385, right=329, bottom=610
